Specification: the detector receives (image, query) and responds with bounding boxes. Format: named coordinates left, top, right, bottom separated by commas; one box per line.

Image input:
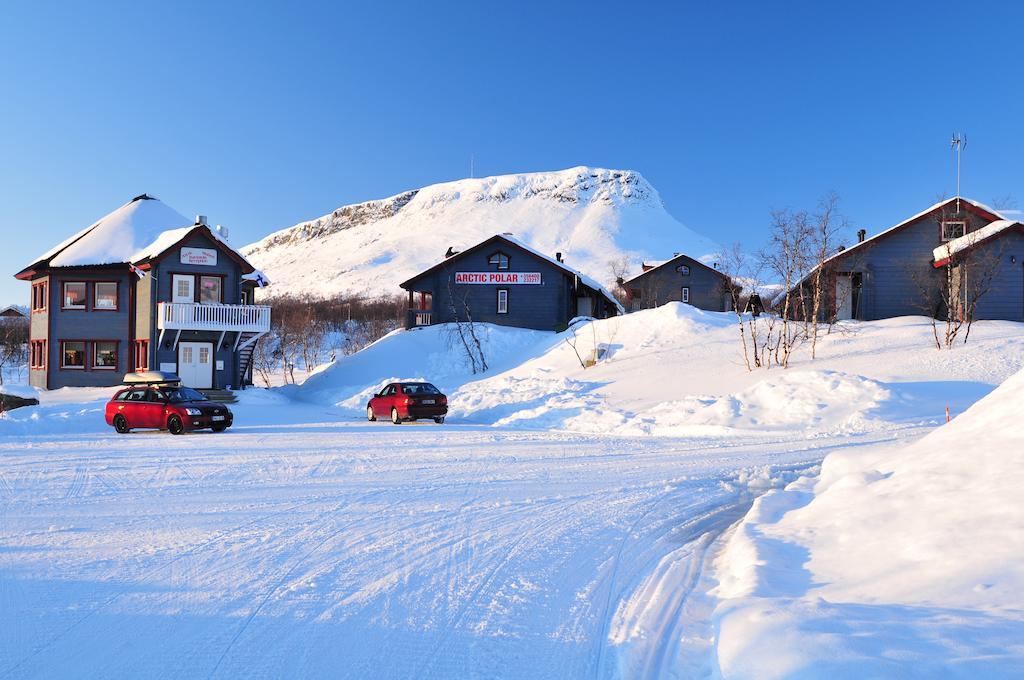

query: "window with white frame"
left=681, top=287, right=690, bottom=303
left=93, top=341, right=118, bottom=369
left=941, top=221, right=966, bottom=241
left=488, top=252, right=510, bottom=270
left=61, top=341, right=86, bottom=368
left=62, top=282, right=87, bottom=309
left=93, top=282, right=118, bottom=310
left=497, top=288, right=509, bottom=314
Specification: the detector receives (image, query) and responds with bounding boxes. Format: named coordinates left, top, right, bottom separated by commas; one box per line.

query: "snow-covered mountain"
left=242, top=167, right=720, bottom=298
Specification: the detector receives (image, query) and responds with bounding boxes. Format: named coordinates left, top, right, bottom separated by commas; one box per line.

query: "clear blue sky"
left=2, top=0, right=1022, bottom=303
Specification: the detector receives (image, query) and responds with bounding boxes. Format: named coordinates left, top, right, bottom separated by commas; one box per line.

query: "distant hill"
left=242, top=167, right=720, bottom=299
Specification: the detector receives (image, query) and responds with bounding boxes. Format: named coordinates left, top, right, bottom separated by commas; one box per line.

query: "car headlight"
left=185, top=407, right=202, bottom=416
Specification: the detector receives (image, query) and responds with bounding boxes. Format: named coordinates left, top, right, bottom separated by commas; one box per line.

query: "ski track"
left=0, top=421, right=926, bottom=678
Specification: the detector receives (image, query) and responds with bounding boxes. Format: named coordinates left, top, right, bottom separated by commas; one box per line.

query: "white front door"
left=835, top=274, right=853, bottom=320
left=172, top=274, right=195, bottom=304
left=178, top=342, right=213, bottom=388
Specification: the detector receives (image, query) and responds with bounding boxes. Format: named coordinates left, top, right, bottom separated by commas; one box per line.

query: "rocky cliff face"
left=243, top=167, right=719, bottom=299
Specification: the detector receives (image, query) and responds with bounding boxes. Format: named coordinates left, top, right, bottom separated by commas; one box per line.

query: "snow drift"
left=712, top=366, right=1024, bottom=678
left=241, top=167, right=721, bottom=298
left=291, top=303, right=1023, bottom=438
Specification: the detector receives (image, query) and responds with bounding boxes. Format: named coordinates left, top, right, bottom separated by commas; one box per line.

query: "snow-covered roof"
left=43, top=195, right=193, bottom=268
left=933, top=220, right=1022, bottom=264
left=498, top=235, right=625, bottom=314
left=21, top=194, right=259, bottom=278
left=623, top=252, right=731, bottom=286
left=820, top=196, right=1003, bottom=269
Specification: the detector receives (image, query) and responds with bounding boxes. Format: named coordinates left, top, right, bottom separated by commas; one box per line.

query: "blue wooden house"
left=788, top=197, right=1023, bottom=321
left=17, top=194, right=270, bottom=390
left=400, top=234, right=622, bottom=331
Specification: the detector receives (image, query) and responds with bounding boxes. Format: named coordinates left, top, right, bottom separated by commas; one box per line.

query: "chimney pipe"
left=195, top=214, right=208, bottom=226
left=857, top=229, right=866, bottom=243
left=556, top=252, right=563, bottom=263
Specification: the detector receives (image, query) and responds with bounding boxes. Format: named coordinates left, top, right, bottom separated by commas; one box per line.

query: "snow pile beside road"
left=615, top=370, right=893, bottom=437
left=711, top=366, right=1024, bottom=678
left=292, top=303, right=1022, bottom=440
left=0, top=387, right=113, bottom=436
left=292, top=322, right=554, bottom=409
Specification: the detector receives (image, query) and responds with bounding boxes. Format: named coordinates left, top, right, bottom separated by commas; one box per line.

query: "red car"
left=367, top=382, right=448, bottom=424
left=105, top=385, right=233, bottom=434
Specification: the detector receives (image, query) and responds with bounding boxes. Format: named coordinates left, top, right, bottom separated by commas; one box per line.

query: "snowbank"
left=711, top=366, right=1024, bottom=678
left=291, top=304, right=1023, bottom=439
left=291, top=322, right=555, bottom=409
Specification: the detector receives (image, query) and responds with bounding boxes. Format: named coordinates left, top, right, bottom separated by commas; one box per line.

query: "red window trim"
left=59, top=339, right=88, bottom=370
left=32, top=281, right=49, bottom=312
left=91, top=280, right=120, bottom=312
left=60, top=281, right=89, bottom=311
left=134, top=339, right=150, bottom=371
left=30, top=339, right=48, bottom=369
left=92, top=339, right=119, bottom=371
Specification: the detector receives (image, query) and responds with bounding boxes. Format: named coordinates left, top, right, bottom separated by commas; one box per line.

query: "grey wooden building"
left=400, top=234, right=622, bottom=331
left=622, top=253, right=734, bottom=312
left=787, top=197, right=1024, bottom=322
left=17, top=194, right=270, bottom=390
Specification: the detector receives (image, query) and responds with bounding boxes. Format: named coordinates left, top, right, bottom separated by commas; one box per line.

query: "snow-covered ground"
left=712, top=366, right=1024, bottom=679
left=1, top=308, right=1022, bottom=678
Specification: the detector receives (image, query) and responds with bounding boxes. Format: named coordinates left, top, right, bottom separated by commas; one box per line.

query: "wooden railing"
left=405, top=310, right=433, bottom=328
left=157, top=302, right=271, bottom=333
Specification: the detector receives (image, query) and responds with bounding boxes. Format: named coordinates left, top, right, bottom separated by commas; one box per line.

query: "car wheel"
left=391, top=407, right=402, bottom=425
left=113, top=414, right=130, bottom=434
left=168, top=415, right=184, bottom=435
left=367, top=405, right=376, bottom=422
left=211, top=423, right=228, bottom=433
left=433, top=416, right=445, bottom=424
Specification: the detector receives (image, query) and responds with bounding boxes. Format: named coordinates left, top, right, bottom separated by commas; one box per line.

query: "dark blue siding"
left=625, top=255, right=730, bottom=312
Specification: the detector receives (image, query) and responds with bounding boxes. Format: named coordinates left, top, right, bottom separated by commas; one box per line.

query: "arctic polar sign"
left=180, top=247, right=218, bottom=266
left=455, top=272, right=542, bottom=285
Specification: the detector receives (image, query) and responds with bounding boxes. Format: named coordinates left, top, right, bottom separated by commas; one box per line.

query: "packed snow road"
left=0, top=419, right=919, bottom=678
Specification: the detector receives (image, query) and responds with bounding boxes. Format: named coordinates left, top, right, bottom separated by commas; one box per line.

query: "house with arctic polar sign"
left=16, top=194, right=271, bottom=390
left=400, top=234, right=622, bottom=331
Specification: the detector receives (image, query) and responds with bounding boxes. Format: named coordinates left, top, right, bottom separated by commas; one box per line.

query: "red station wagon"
left=106, top=384, right=234, bottom=434
left=367, top=382, right=448, bottom=424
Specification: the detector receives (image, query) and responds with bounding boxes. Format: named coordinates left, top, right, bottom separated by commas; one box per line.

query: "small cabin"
left=623, top=253, right=734, bottom=312
left=400, top=234, right=622, bottom=331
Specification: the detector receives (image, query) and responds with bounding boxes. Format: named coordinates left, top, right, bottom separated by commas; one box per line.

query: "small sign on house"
left=180, top=247, right=218, bottom=266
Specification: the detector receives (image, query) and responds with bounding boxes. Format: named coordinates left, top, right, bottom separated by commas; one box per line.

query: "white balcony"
left=157, top=302, right=271, bottom=333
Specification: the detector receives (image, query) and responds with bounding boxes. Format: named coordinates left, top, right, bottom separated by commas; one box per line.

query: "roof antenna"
left=951, top=133, right=966, bottom=213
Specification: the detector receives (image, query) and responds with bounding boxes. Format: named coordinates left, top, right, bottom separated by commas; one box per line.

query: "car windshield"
left=164, top=387, right=207, bottom=403
left=401, top=383, right=440, bottom=395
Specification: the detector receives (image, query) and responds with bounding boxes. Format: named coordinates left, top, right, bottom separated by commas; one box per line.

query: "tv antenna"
left=951, top=133, right=966, bottom=212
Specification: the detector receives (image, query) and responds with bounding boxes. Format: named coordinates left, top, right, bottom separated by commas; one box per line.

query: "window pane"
left=200, top=276, right=222, bottom=304
left=63, top=341, right=85, bottom=367
left=94, top=342, right=117, bottom=368
left=176, top=277, right=192, bottom=299
left=64, top=282, right=87, bottom=308
left=94, top=282, right=117, bottom=309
